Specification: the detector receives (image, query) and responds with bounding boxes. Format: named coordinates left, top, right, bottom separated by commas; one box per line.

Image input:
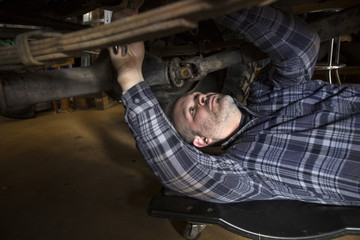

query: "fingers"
left=109, top=7, right=139, bottom=57
left=113, top=45, right=119, bottom=54
left=111, top=45, right=128, bottom=56
left=121, top=45, right=128, bottom=56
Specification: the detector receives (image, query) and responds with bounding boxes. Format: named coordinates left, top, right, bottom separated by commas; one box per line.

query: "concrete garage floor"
left=0, top=103, right=359, bottom=240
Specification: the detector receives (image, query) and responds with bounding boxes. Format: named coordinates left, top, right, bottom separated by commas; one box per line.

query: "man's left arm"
left=215, top=6, right=320, bottom=88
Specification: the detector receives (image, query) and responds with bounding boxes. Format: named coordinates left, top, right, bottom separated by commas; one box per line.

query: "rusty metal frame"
left=0, top=0, right=276, bottom=69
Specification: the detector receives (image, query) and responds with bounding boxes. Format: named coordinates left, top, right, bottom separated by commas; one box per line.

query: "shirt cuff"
left=121, top=81, right=158, bottom=114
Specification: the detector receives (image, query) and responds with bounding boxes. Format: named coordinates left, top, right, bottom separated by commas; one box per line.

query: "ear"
left=193, top=136, right=213, bottom=148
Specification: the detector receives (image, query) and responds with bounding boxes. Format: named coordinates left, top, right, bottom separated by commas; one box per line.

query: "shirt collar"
left=221, top=98, right=257, bottom=149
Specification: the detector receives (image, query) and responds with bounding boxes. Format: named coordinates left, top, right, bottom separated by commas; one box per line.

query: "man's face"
left=172, top=92, right=241, bottom=146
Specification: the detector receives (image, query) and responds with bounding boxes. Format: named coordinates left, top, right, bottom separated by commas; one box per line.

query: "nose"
left=195, top=93, right=207, bottom=106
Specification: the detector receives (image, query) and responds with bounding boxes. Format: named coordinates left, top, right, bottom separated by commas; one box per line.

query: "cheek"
left=194, top=109, right=211, bottom=126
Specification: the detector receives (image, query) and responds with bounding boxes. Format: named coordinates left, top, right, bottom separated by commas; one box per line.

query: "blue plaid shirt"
left=122, top=7, right=360, bottom=205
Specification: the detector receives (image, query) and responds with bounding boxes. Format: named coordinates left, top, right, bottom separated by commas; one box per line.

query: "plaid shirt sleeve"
left=215, top=6, right=320, bottom=88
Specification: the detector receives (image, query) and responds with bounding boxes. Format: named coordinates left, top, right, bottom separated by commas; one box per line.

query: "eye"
left=189, top=107, right=195, bottom=116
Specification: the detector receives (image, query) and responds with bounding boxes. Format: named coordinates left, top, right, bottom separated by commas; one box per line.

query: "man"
left=109, top=6, right=360, bottom=205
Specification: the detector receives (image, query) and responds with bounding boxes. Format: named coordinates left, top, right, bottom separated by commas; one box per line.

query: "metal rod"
left=327, top=38, right=334, bottom=84
left=194, top=44, right=266, bottom=80
left=335, top=36, right=342, bottom=85
left=0, top=51, right=170, bottom=113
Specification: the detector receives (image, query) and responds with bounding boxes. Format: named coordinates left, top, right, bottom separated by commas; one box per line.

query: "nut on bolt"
left=180, top=67, right=193, bottom=79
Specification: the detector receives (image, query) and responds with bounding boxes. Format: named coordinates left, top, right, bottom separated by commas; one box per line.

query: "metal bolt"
left=180, top=67, right=192, bottom=79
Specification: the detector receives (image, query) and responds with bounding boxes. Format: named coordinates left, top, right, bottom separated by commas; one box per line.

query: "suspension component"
left=168, top=43, right=267, bottom=88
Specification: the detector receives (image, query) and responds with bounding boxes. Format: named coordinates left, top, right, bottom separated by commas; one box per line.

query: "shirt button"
left=134, top=98, right=140, bottom=104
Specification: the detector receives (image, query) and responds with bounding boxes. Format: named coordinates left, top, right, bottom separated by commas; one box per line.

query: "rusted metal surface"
left=0, top=0, right=276, bottom=69
left=1, top=0, right=358, bottom=70
left=309, top=4, right=360, bottom=42
left=169, top=44, right=266, bottom=85
left=0, top=53, right=113, bottom=113
left=0, top=18, right=196, bottom=68
left=0, top=51, right=171, bottom=114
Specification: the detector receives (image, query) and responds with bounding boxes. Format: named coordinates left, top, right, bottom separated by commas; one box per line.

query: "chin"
left=220, top=95, right=235, bottom=106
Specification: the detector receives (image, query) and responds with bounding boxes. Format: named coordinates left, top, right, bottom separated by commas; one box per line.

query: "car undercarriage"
left=0, top=0, right=360, bottom=118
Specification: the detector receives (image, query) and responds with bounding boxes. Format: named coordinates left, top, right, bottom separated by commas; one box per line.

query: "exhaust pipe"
left=0, top=51, right=171, bottom=117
